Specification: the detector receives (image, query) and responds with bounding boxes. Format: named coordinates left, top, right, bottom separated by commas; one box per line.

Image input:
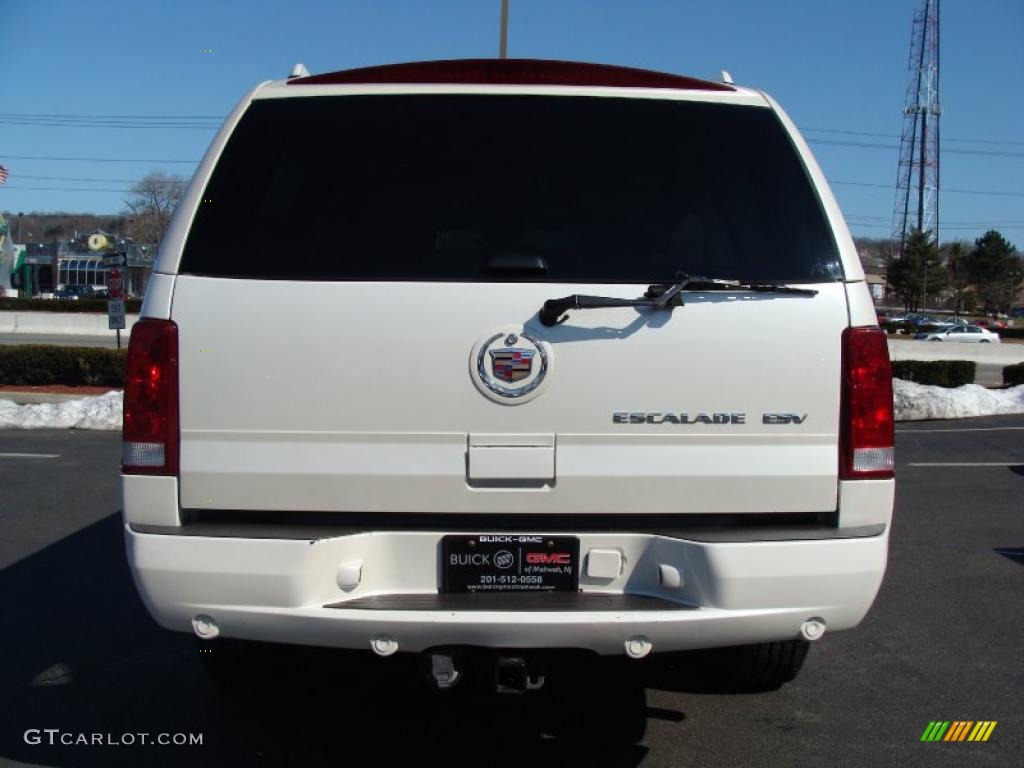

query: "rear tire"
left=648, top=639, right=811, bottom=693
left=727, top=639, right=810, bottom=691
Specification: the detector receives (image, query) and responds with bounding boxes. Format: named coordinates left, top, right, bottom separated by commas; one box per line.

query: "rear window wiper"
left=539, top=273, right=690, bottom=327
left=538, top=274, right=818, bottom=326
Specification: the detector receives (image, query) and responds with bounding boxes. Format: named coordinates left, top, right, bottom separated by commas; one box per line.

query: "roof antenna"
left=289, top=63, right=310, bottom=79
left=720, top=69, right=734, bottom=85
left=499, top=0, right=509, bottom=58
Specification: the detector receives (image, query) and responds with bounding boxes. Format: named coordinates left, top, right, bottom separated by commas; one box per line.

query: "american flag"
left=0, top=164, right=7, bottom=184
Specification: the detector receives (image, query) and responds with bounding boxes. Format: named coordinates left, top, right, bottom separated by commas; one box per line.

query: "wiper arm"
left=538, top=273, right=817, bottom=327
left=539, top=273, right=690, bottom=327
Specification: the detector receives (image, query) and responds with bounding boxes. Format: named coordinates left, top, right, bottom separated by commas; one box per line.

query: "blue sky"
left=1, top=0, right=1022, bottom=243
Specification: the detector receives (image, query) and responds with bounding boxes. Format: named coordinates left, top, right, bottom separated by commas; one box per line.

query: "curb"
left=0, top=389, right=121, bottom=405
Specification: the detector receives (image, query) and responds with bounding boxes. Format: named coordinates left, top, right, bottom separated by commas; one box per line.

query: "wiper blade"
left=539, top=273, right=690, bottom=327
left=538, top=273, right=817, bottom=327
left=683, top=276, right=820, bottom=296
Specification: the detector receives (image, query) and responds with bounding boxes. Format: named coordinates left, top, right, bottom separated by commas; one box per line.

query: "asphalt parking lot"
left=0, top=419, right=1021, bottom=767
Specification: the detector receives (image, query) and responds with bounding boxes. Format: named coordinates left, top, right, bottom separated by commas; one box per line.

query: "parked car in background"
left=973, top=318, right=1007, bottom=330
left=915, top=325, right=1001, bottom=343
left=877, top=312, right=906, bottom=325
left=903, top=313, right=939, bottom=328
left=52, top=285, right=93, bottom=300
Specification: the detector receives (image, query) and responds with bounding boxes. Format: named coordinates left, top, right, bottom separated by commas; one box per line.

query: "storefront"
left=57, top=256, right=105, bottom=290
left=55, top=242, right=154, bottom=297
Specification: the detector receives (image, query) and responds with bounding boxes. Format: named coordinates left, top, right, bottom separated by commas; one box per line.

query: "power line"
left=831, top=180, right=1024, bottom=198
left=0, top=119, right=216, bottom=130
left=0, top=154, right=198, bottom=164
left=0, top=111, right=222, bottom=119
left=4, top=109, right=1024, bottom=148
left=7, top=168, right=1020, bottom=199
left=803, top=126, right=1024, bottom=147
left=14, top=174, right=188, bottom=184
left=0, top=111, right=220, bottom=130
left=5, top=166, right=1020, bottom=200
left=847, top=211, right=1024, bottom=224
left=847, top=220, right=1024, bottom=231
left=806, top=137, right=1024, bottom=158
left=0, top=185, right=131, bottom=193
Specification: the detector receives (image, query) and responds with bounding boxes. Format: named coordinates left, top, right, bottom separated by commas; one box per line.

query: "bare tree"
left=123, top=172, right=187, bottom=244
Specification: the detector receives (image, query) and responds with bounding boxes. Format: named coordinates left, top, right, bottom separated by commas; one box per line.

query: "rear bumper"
left=125, top=524, right=889, bottom=655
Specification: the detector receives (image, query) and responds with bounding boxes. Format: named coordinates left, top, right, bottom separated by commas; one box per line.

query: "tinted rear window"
left=182, top=95, right=842, bottom=282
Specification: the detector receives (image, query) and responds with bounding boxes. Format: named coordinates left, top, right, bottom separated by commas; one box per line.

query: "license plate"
left=441, top=535, right=580, bottom=593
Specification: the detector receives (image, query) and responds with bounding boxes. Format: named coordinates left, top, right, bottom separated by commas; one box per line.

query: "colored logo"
left=920, top=721, right=997, bottom=742
left=489, top=348, right=535, bottom=383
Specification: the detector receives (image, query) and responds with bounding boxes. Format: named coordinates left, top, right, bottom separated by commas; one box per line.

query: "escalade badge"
left=470, top=329, right=552, bottom=405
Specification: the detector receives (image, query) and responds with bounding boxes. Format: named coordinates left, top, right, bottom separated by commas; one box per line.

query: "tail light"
left=122, top=319, right=179, bottom=475
left=840, top=327, right=894, bottom=479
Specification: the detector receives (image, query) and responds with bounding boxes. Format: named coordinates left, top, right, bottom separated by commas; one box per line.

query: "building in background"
left=122, top=242, right=155, bottom=296
left=864, top=273, right=887, bottom=302
left=20, top=242, right=56, bottom=294
left=49, top=231, right=155, bottom=297
left=0, top=213, right=19, bottom=297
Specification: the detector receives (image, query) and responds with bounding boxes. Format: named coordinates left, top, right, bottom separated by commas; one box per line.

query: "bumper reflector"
left=122, top=441, right=166, bottom=467
left=852, top=446, right=894, bottom=474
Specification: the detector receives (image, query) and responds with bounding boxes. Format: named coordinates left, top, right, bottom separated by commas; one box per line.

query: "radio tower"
left=892, top=0, right=941, bottom=258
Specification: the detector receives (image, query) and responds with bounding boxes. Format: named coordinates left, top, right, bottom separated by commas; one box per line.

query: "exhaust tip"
left=191, top=614, right=219, bottom=639
left=370, top=635, right=399, bottom=657
left=800, top=617, right=827, bottom=642
left=625, top=636, right=653, bottom=659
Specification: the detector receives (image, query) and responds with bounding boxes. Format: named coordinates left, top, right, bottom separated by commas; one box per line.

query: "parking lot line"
left=896, top=426, right=1024, bottom=433
left=0, top=452, right=61, bottom=459
left=905, top=461, right=1022, bottom=467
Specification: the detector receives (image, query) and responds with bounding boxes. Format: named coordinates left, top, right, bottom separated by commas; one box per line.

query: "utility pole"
left=499, top=0, right=509, bottom=59
left=892, top=0, right=941, bottom=309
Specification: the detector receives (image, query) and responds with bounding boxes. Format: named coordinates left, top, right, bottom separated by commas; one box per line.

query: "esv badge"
left=470, top=329, right=552, bottom=404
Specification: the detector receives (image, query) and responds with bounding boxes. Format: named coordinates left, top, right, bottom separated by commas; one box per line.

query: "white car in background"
left=917, top=325, right=1001, bottom=343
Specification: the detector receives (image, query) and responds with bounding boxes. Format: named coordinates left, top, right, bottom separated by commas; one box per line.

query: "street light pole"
left=499, top=0, right=509, bottom=59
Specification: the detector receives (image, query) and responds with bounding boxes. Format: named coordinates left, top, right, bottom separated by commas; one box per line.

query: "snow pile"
left=1, top=383, right=1024, bottom=429
left=894, top=379, right=1024, bottom=421
left=0, top=390, right=123, bottom=430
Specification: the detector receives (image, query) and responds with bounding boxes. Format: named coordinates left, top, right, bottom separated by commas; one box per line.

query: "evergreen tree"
left=887, top=229, right=946, bottom=311
left=945, top=241, right=971, bottom=314
left=963, top=230, right=1022, bottom=313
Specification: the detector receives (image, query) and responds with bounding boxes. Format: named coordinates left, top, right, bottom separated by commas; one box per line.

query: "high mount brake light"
left=288, top=58, right=735, bottom=91
left=840, top=327, right=895, bottom=479
left=122, top=319, right=179, bottom=476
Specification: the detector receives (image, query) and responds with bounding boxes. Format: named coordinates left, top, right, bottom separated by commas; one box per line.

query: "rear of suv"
left=122, top=59, right=894, bottom=697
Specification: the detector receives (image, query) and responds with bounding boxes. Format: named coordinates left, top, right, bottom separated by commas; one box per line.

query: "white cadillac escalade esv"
left=122, top=59, right=894, bottom=699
